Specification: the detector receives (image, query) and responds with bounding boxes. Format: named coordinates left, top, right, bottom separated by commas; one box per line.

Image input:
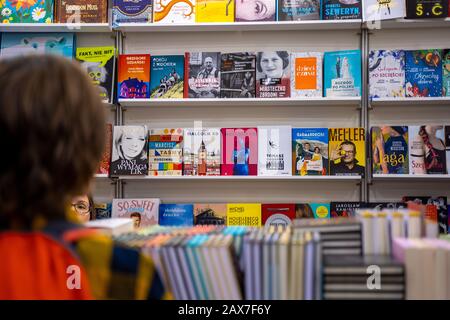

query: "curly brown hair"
left=0, top=55, right=106, bottom=229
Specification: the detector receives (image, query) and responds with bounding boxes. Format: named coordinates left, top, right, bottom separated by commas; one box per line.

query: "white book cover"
left=112, top=198, right=160, bottom=229
left=363, top=0, right=406, bottom=22
left=258, top=125, right=292, bottom=176
left=291, top=52, right=323, bottom=98
left=369, top=50, right=405, bottom=99
left=85, top=218, right=134, bottom=236
left=183, top=127, right=221, bottom=176
left=153, top=0, right=196, bottom=24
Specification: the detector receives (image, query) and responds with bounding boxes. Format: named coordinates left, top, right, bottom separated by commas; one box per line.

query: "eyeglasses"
left=72, top=201, right=91, bottom=215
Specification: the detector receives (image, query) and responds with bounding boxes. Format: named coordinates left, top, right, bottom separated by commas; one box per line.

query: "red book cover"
left=221, top=128, right=258, bottom=176
left=97, top=123, right=112, bottom=175
left=118, top=54, right=151, bottom=99
left=262, top=204, right=296, bottom=226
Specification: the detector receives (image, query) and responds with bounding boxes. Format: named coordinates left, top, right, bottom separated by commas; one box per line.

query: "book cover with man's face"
left=328, top=127, right=366, bottom=176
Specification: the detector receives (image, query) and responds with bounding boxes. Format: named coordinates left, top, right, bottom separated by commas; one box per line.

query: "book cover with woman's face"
left=235, top=0, right=276, bottom=21
left=256, top=51, right=291, bottom=98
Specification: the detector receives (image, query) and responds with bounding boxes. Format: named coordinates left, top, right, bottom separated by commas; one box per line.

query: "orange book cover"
left=118, top=54, right=151, bottom=99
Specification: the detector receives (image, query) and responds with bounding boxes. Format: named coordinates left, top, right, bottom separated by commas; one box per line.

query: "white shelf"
left=0, top=23, right=111, bottom=33
left=364, top=18, right=450, bottom=30
left=118, top=175, right=361, bottom=181
left=373, top=174, right=450, bottom=181
left=94, top=174, right=109, bottom=179
left=370, top=97, right=450, bottom=106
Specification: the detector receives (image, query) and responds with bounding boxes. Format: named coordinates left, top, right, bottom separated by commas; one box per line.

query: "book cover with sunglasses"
left=371, top=126, right=408, bottom=175
left=409, top=126, right=447, bottom=174
left=405, top=50, right=442, bottom=97
left=277, top=0, right=320, bottom=21
left=328, top=128, right=366, bottom=176
left=221, top=128, right=258, bottom=176
left=112, top=198, right=160, bottom=228
left=235, top=0, right=276, bottom=21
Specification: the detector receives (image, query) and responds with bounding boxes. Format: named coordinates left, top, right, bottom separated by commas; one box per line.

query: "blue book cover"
left=405, top=50, right=443, bottom=97
left=292, top=128, right=329, bottom=176
left=310, top=203, right=330, bottom=219
left=150, top=55, right=184, bottom=99
left=112, top=0, right=153, bottom=26
left=159, top=204, right=194, bottom=226
left=324, top=50, right=361, bottom=97
left=321, top=0, right=362, bottom=20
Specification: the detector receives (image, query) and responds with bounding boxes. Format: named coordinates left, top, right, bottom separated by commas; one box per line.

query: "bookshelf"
left=372, top=174, right=450, bottom=181
left=117, top=175, right=362, bottom=181
left=0, top=23, right=111, bottom=33
left=370, top=97, right=450, bottom=107
left=364, top=18, right=450, bottom=30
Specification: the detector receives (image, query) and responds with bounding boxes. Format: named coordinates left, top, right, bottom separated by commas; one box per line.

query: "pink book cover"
left=221, top=128, right=258, bottom=176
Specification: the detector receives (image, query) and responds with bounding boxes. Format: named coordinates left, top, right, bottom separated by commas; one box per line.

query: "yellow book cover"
left=328, top=127, right=366, bottom=176
left=196, top=0, right=234, bottom=22
left=227, top=203, right=261, bottom=227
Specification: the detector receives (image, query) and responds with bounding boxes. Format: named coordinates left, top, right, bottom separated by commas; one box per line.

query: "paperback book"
left=291, top=52, right=323, bottom=97
left=443, top=49, right=450, bottom=97
left=262, top=204, right=296, bottom=227
left=403, top=196, right=448, bottom=234
left=295, top=203, right=330, bottom=219
left=369, top=50, right=405, bottom=99
left=363, top=0, right=406, bottom=22
left=405, top=50, right=443, bottom=97
left=321, top=0, right=362, bottom=20
left=159, top=204, right=194, bottom=226
left=97, top=124, right=113, bottom=175
left=227, top=203, right=262, bottom=227
left=277, top=0, right=320, bottom=20
left=117, top=54, right=150, bottom=99
left=153, top=0, right=195, bottom=23
left=112, top=0, right=153, bottom=25
left=258, top=126, right=292, bottom=176
left=409, top=126, right=447, bottom=174
left=221, top=128, right=258, bottom=176
left=292, top=128, right=329, bottom=176
left=220, top=52, right=256, bottom=98
left=94, top=202, right=112, bottom=219
left=371, top=126, right=409, bottom=174
left=149, top=128, right=183, bottom=176
left=194, top=203, right=227, bottom=225
left=150, top=55, right=184, bottom=99
left=0, top=0, right=53, bottom=23
left=256, top=51, right=290, bottom=98
left=55, top=0, right=107, bottom=23
left=330, top=202, right=363, bottom=217
left=328, top=128, right=366, bottom=176
left=324, top=50, right=361, bottom=97
left=235, top=0, right=276, bottom=21
left=112, top=198, right=160, bottom=228
left=183, top=128, right=221, bottom=176
left=406, top=0, right=448, bottom=18
left=185, top=52, right=220, bottom=98
left=196, top=0, right=234, bottom=22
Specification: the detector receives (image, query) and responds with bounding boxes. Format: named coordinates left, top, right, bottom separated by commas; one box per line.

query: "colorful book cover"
left=56, top=0, right=107, bottom=23
left=295, top=203, right=330, bottom=219
left=194, top=203, right=226, bottom=225
left=153, top=0, right=195, bottom=23
left=443, top=49, right=450, bottom=97
left=291, top=52, right=323, bottom=97
left=149, top=128, right=183, bottom=176
left=363, top=0, right=406, bottom=21
left=185, top=52, right=220, bottom=98
left=97, top=123, right=113, bottom=175
left=110, top=125, right=148, bottom=176
left=112, top=198, right=160, bottom=228
left=321, top=0, right=362, bottom=20
left=261, top=204, right=295, bottom=227
left=328, top=128, right=366, bottom=176
left=93, top=202, right=112, bottom=219
left=159, top=204, right=194, bottom=226
left=76, top=46, right=115, bottom=103
left=371, top=126, right=408, bottom=174
left=150, top=55, right=184, bottom=99
left=330, top=202, right=363, bottom=217
left=0, top=33, right=74, bottom=59
left=117, top=54, right=150, bottom=99
left=183, top=128, right=220, bottom=176
left=258, top=126, right=292, bottom=176
left=220, top=52, right=256, bottom=98
left=221, top=128, right=258, bottom=176
left=406, top=0, right=448, bottom=18
left=446, top=126, right=450, bottom=174
left=403, top=196, right=448, bottom=234
left=235, top=0, right=276, bottom=21
left=112, top=0, right=153, bottom=25
left=256, top=51, right=290, bottom=98
left=324, top=50, right=361, bottom=97
left=227, top=203, right=261, bottom=227
left=0, top=0, right=53, bottom=23
left=369, top=50, right=405, bottom=99
left=409, top=126, right=447, bottom=174
left=405, top=50, right=442, bottom=97
left=292, top=128, right=328, bottom=176
left=277, top=0, right=320, bottom=20
left=196, top=0, right=234, bottom=22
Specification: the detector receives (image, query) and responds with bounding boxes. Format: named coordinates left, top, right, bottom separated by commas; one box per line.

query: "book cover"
left=159, top=204, right=194, bottom=226
left=363, top=0, right=406, bottom=21
left=371, top=126, right=408, bottom=174
left=97, top=123, right=113, bottom=175
left=183, top=128, right=220, bottom=176
left=185, top=52, right=220, bottom=98
left=291, top=52, right=323, bottom=97
left=110, top=125, right=148, bottom=176
left=149, top=128, right=183, bottom=176
left=76, top=46, right=115, bottom=103
left=409, top=126, right=447, bottom=174
left=194, top=203, right=227, bottom=225
left=258, top=126, right=292, bottom=176
left=277, top=0, right=320, bottom=20
left=117, top=54, right=150, bottom=99
left=446, top=126, right=450, bottom=174
left=227, top=203, right=262, bottom=227
left=261, top=204, right=295, bottom=227
left=295, top=203, right=330, bottom=219
left=365, top=202, right=407, bottom=210
left=321, top=0, right=362, bottom=20
left=196, top=0, right=234, bottom=22
left=153, top=0, right=195, bottom=23
left=150, top=55, right=184, bottom=99
left=403, top=196, right=448, bottom=234
left=256, top=51, right=290, bottom=98
left=93, top=202, right=112, bottom=219
left=324, top=50, right=361, bottom=97
left=112, top=0, right=152, bottom=25
left=328, top=128, right=366, bottom=176
left=221, top=128, right=258, bottom=176
left=405, top=50, right=443, bottom=97
left=0, top=0, right=53, bottom=23
left=443, top=49, right=450, bottom=96
left=330, top=202, right=363, bottom=217
left=56, top=0, right=107, bottom=23
left=220, top=52, right=256, bottom=98
left=406, top=0, right=448, bottom=18
left=369, top=50, right=405, bottom=99
left=112, top=198, right=160, bottom=228
left=235, top=0, right=276, bottom=21
left=292, top=128, right=329, bottom=176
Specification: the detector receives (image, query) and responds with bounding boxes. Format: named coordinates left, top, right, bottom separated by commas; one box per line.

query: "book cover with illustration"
left=159, top=204, right=194, bottom=226
left=443, top=49, right=450, bottom=96
left=112, top=0, right=152, bottom=25
left=194, top=203, right=227, bottom=225
left=406, top=0, right=448, bottom=18
left=185, top=52, right=220, bottom=98
left=0, top=0, right=53, bottom=23
left=292, top=128, right=328, bottom=176
left=277, top=0, right=320, bottom=20
left=221, top=128, right=258, bottom=176
left=364, top=202, right=407, bottom=210
left=295, top=203, right=330, bottom=219
left=328, top=128, right=366, bottom=176
left=97, top=123, right=113, bottom=175
left=291, top=52, right=323, bottom=97
left=153, top=0, right=195, bottom=23
left=76, top=46, right=115, bottom=103
left=150, top=55, right=184, bottom=99
left=409, top=126, right=447, bottom=174
left=321, top=0, right=362, bottom=20
left=363, top=0, right=405, bottom=22
left=220, top=52, right=256, bottom=98
left=261, top=204, right=295, bottom=227
left=258, top=126, right=292, bottom=176
left=149, top=128, right=183, bottom=176
left=405, top=50, right=442, bottom=97
left=110, top=125, right=148, bottom=176
left=235, top=0, right=276, bottom=21
left=371, top=126, right=408, bottom=174
left=446, top=126, right=450, bottom=175
left=227, top=203, right=262, bottom=227
left=196, top=0, right=234, bottom=22
left=256, top=51, right=290, bottom=98
left=183, top=128, right=220, bottom=176
left=112, top=198, right=160, bottom=228
left=369, top=50, right=405, bottom=99
left=324, top=50, right=361, bottom=97
left=93, top=202, right=112, bottom=219
left=330, top=202, right=363, bottom=217
left=403, top=196, right=448, bottom=234
left=56, top=0, right=107, bottom=23
left=117, top=54, right=150, bottom=99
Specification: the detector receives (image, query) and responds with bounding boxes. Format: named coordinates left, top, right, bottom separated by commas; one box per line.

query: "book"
left=85, top=218, right=134, bottom=235
left=324, top=50, right=361, bottom=97
left=235, top=0, right=276, bottom=21
left=196, top=0, right=234, bottom=22
left=149, top=128, right=183, bottom=176
left=406, top=0, right=448, bottom=18
left=183, top=128, right=220, bottom=176
left=256, top=51, right=290, bottom=98
left=261, top=204, right=296, bottom=227
left=220, top=52, right=256, bottom=98
left=93, top=202, right=112, bottom=219
left=405, top=50, right=443, bottom=97
left=221, top=128, right=258, bottom=176
left=364, top=202, right=407, bottom=210
left=328, top=128, right=366, bottom=176
left=112, top=0, right=153, bottom=25
left=371, top=126, right=409, bottom=174
left=110, top=125, right=149, bottom=176
left=363, top=0, right=406, bottom=22
left=291, top=52, right=323, bottom=97
left=112, top=198, right=160, bottom=228
left=321, top=0, right=362, bottom=20
left=443, top=49, right=450, bottom=97
left=277, top=0, right=320, bottom=20
left=159, top=204, right=194, bottom=226
left=446, top=126, right=450, bottom=175
left=153, top=0, right=195, bottom=23
left=150, top=55, right=184, bottom=99
left=310, top=203, right=331, bottom=219
left=292, top=128, right=329, bottom=176
left=97, top=123, right=112, bottom=175
left=117, top=54, right=151, bottom=99
left=185, top=52, right=220, bottom=98
left=55, top=0, right=107, bottom=22
left=227, top=203, right=262, bottom=227
left=0, top=0, right=53, bottom=23
left=258, top=126, right=292, bottom=176
left=403, top=196, right=448, bottom=234
left=330, top=202, right=363, bottom=217
left=369, top=50, right=405, bottom=99
left=194, top=203, right=227, bottom=225
left=76, top=46, right=116, bottom=103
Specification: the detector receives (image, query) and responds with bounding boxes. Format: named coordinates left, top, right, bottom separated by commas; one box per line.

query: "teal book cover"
left=324, top=50, right=361, bottom=97
left=0, top=0, right=53, bottom=23
left=310, top=203, right=331, bottom=219
left=443, top=49, right=450, bottom=97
